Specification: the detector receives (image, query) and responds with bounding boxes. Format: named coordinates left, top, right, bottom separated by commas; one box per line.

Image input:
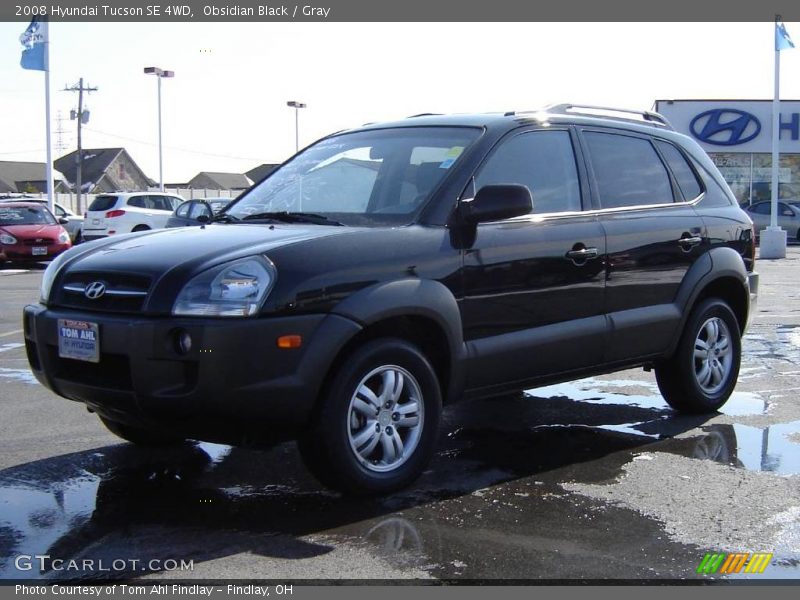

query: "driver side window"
left=475, top=130, right=582, bottom=214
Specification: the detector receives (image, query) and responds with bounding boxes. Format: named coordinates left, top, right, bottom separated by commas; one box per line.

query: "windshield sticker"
left=439, top=146, right=464, bottom=169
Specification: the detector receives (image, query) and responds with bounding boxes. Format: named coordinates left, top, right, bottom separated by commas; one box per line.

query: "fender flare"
left=331, top=279, right=466, bottom=401
left=669, top=246, right=750, bottom=353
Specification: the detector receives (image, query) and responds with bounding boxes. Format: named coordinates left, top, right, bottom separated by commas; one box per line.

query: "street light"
left=144, top=66, right=175, bottom=191
left=287, top=100, right=306, bottom=153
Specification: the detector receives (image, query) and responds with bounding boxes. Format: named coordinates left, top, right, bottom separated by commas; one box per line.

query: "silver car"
left=745, top=201, right=800, bottom=241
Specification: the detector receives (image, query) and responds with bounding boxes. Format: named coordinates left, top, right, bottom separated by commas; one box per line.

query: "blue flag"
left=20, top=18, right=47, bottom=71
left=776, top=20, right=794, bottom=51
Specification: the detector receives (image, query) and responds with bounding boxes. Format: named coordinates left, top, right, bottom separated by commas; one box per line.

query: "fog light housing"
left=174, top=330, right=192, bottom=355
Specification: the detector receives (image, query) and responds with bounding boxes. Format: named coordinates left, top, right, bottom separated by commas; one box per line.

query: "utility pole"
left=54, top=111, right=68, bottom=154
left=64, top=78, right=98, bottom=214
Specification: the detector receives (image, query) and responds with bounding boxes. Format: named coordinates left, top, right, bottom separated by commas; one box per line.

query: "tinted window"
left=655, top=141, right=702, bottom=201
left=475, top=130, right=581, bottom=214
left=750, top=202, right=770, bottom=215
left=689, top=158, right=735, bottom=208
left=150, top=196, right=174, bottom=211
left=127, top=196, right=146, bottom=208
left=88, top=195, right=118, bottom=211
left=585, top=132, right=674, bottom=208
left=189, top=202, right=212, bottom=219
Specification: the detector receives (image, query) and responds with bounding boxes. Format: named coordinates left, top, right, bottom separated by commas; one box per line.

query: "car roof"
left=347, top=105, right=683, bottom=142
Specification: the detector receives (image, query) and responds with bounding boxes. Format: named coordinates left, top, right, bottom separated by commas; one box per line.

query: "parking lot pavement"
left=0, top=251, right=799, bottom=581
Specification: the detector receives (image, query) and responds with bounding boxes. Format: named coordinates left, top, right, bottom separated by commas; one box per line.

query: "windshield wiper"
left=240, top=211, right=344, bottom=226
left=210, top=213, right=240, bottom=223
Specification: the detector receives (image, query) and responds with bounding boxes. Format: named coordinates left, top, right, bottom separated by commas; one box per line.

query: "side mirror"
left=462, top=184, right=532, bottom=224
left=58, top=217, right=69, bottom=225
left=196, top=214, right=210, bottom=224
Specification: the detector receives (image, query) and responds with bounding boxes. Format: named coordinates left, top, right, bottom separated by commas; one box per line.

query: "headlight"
left=172, top=257, right=276, bottom=317
left=0, top=232, right=17, bottom=245
left=40, top=249, right=73, bottom=304
left=58, top=231, right=70, bottom=243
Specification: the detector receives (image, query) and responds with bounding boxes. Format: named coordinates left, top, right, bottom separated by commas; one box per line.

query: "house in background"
left=54, top=148, right=151, bottom=193
left=187, top=171, right=252, bottom=190
left=246, top=163, right=280, bottom=184
left=0, top=161, right=69, bottom=194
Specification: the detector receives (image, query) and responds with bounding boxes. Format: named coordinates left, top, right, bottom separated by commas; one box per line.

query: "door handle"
left=565, top=247, right=599, bottom=261
left=677, top=236, right=702, bottom=249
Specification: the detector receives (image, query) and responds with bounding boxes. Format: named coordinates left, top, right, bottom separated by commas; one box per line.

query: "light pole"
left=144, top=66, right=174, bottom=191
left=287, top=100, right=306, bottom=153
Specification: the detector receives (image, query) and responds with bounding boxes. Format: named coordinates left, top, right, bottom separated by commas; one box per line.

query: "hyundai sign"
left=655, top=100, right=800, bottom=154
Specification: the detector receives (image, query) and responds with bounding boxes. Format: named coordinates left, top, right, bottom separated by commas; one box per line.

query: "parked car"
left=0, top=198, right=85, bottom=243
left=744, top=201, right=800, bottom=240
left=166, top=198, right=234, bottom=228
left=81, top=192, right=184, bottom=241
left=0, top=202, right=71, bottom=265
left=24, top=105, right=758, bottom=494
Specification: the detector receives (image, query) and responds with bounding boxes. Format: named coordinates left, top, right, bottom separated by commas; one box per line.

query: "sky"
left=1, top=21, right=799, bottom=184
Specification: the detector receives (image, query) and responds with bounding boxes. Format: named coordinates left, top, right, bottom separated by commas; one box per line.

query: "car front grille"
left=54, top=272, right=152, bottom=313
left=23, top=238, right=55, bottom=246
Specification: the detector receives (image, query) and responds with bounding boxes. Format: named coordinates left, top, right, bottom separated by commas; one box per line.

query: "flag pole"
left=762, top=15, right=788, bottom=259
left=43, top=20, right=54, bottom=214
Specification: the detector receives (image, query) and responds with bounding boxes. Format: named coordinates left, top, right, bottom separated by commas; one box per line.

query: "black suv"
left=24, top=105, right=758, bottom=494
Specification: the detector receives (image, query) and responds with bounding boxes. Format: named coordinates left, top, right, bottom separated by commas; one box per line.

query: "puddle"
left=0, top=368, right=39, bottom=386
left=528, top=377, right=768, bottom=417
left=727, top=422, right=800, bottom=476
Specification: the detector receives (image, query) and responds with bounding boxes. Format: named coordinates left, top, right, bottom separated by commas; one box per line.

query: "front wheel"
left=298, top=338, right=442, bottom=495
left=655, top=298, right=742, bottom=414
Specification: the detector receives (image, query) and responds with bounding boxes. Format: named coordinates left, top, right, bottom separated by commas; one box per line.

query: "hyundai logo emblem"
left=690, top=109, right=761, bottom=146
left=84, top=281, right=106, bottom=300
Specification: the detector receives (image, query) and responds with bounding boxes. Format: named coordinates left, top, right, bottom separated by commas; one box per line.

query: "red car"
left=0, top=202, right=72, bottom=266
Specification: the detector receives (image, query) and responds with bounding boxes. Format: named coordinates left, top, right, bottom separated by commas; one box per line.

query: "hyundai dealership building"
left=655, top=100, right=800, bottom=204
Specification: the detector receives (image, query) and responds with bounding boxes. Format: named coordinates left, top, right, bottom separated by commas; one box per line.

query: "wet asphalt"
left=0, top=252, right=799, bottom=582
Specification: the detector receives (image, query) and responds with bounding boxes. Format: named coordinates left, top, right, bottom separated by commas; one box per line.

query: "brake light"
left=105, top=209, right=126, bottom=218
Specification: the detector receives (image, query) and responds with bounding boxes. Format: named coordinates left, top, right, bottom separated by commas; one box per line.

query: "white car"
left=82, top=192, right=185, bottom=241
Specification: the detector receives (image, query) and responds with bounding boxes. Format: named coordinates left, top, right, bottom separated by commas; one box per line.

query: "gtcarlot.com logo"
left=697, top=552, right=773, bottom=575
left=14, top=554, right=193, bottom=573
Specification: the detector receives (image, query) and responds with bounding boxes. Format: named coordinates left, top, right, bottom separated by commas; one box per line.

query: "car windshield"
left=0, top=206, right=56, bottom=226
left=226, top=126, right=480, bottom=226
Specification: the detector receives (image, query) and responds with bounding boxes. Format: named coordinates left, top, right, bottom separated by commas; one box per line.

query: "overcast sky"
left=1, top=21, right=799, bottom=183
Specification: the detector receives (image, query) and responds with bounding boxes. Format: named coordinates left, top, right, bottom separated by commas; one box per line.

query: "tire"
left=298, top=338, right=442, bottom=495
left=73, top=231, right=83, bottom=244
left=655, top=298, right=741, bottom=414
left=99, top=416, right=185, bottom=446
left=132, top=225, right=150, bottom=232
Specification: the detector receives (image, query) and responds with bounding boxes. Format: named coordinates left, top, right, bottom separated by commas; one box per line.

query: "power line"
left=82, top=126, right=270, bottom=163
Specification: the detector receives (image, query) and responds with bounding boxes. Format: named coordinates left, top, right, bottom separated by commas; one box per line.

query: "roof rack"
left=540, top=104, right=674, bottom=130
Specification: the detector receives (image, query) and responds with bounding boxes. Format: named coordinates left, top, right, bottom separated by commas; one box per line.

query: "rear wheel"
left=99, top=416, right=185, bottom=446
left=298, top=338, right=441, bottom=495
left=132, top=225, right=150, bottom=232
left=655, top=298, right=741, bottom=414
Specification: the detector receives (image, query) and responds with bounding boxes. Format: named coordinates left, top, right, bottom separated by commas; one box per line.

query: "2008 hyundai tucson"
left=24, top=105, right=759, bottom=494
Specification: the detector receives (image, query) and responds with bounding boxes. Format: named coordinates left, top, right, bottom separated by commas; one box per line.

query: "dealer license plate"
left=58, top=319, right=100, bottom=363
left=32, top=246, right=47, bottom=256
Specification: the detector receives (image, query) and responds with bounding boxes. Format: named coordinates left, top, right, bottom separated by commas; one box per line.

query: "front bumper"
left=1, top=242, right=70, bottom=262
left=23, top=304, right=361, bottom=444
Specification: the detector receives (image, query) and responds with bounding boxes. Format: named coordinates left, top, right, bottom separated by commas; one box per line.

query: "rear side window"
left=690, top=157, right=735, bottom=208
left=88, top=195, right=118, bottom=211
left=150, top=196, right=174, bottom=211
left=175, top=202, right=190, bottom=218
left=750, top=202, right=770, bottom=215
left=475, top=130, right=582, bottom=214
left=655, top=141, right=703, bottom=201
left=585, top=132, right=674, bottom=208
left=127, top=196, right=147, bottom=208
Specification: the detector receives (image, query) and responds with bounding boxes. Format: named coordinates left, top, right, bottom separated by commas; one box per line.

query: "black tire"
left=73, top=231, right=83, bottom=244
left=298, top=338, right=442, bottom=495
left=99, top=416, right=185, bottom=446
left=132, top=225, right=150, bottom=232
left=655, top=298, right=741, bottom=414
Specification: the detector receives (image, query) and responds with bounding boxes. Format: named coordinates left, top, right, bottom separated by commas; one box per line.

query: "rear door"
left=147, top=195, right=177, bottom=228
left=459, top=127, right=608, bottom=391
left=580, top=129, right=707, bottom=362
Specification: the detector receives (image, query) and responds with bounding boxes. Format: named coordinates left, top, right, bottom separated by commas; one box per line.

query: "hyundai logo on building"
left=690, top=109, right=761, bottom=146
